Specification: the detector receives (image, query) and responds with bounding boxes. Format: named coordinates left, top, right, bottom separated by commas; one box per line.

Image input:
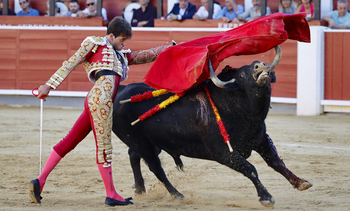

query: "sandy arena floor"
left=0, top=105, right=349, bottom=211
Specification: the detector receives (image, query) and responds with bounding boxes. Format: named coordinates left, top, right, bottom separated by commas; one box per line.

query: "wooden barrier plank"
left=68, top=82, right=93, bottom=92
left=331, top=33, right=344, bottom=100
left=1, top=70, right=16, bottom=80
left=19, top=49, right=68, bottom=60
left=69, top=31, right=105, bottom=40
left=19, top=39, right=68, bottom=50
left=324, top=32, right=333, bottom=100
left=0, top=59, right=16, bottom=70
left=18, top=60, right=63, bottom=70
left=69, top=69, right=91, bottom=83
left=0, top=38, right=17, bottom=49
left=126, top=41, right=169, bottom=51
left=132, top=31, right=170, bottom=42
left=0, top=49, right=17, bottom=60
left=170, top=31, right=220, bottom=43
left=19, top=29, right=68, bottom=39
left=342, top=33, right=350, bottom=100
left=0, top=80, right=16, bottom=89
left=18, top=70, right=54, bottom=81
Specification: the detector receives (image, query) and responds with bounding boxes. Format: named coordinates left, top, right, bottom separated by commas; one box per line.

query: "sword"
left=32, top=88, right=48, bottom=175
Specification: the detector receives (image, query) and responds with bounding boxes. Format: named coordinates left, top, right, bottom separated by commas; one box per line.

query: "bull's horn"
left=268, top=45, right=282, bottom=71
left=209, top=59, right=235, bottom=89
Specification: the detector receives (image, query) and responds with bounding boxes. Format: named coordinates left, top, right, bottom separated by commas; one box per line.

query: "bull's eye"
left=240, top=72, right=245, bottom=78
left=254, top=64, right=259, bottom=69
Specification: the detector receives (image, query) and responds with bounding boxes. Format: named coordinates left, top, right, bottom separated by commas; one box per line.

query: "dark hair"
left=70, top=0, right=79, bottom=4
left=106, top=16, right=132, bottom=38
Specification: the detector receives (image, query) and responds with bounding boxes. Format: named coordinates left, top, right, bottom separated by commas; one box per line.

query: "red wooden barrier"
left=324, top=31, right=350, bottom=101
left=0, top=27, right=297, bottom=99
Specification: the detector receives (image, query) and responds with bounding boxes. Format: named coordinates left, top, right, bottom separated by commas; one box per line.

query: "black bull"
left=112, top=46, right=312, bottom=207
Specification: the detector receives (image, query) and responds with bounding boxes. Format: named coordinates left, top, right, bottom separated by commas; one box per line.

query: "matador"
left=29, top=17, right=173, bottom=207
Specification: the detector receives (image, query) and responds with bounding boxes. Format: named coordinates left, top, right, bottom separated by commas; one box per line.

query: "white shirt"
left=82, top=8, right=108, bottom=20
left=177, top=4, right=189, bottom=20
left=195, top=4, right=221, bottom=20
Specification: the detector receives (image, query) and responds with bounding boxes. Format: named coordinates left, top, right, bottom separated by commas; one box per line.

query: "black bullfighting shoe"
left=105, top=197, right=134, bottom=206
left=29, top=179, right=42, bottom=203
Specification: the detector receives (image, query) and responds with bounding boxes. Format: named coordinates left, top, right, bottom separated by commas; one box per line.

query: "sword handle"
left=32, top=87, right=49, bottom=99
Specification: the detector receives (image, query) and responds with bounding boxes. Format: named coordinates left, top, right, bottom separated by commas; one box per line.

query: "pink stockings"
left=97, top=163, right=124, bottom=201
left=37, top=75, right=124, bottom=201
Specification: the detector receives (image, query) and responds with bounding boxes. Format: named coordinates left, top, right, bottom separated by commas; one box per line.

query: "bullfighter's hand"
left=37, top=85, right=51, bottom=99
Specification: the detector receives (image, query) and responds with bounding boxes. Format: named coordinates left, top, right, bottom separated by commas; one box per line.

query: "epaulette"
left=81, top=36, right=107, bottom=46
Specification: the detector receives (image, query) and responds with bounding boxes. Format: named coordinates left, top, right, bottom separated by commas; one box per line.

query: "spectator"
left=192, top=0, right=222, bottom=20
left=0, top=0, right=16, bottom=15
left=278, top=0, right=298, bottom=14
left=64, top=0, right=81, bottom=17
left=17, top=0, right=39, bottom=16
left=45, top=0, right=63, bottom=17
left=79, top=0, right=108, bottom=21
left=322, top=0, right=350, bottom=29
left=131, top=0, right=156, bottom=27
left=167, top=0, right=196, bottom=22
left=237, top=0, right=271, bottom=22
left=295, top=0, right=314, bottom=20
left=217, top=0, right=244, bottom=23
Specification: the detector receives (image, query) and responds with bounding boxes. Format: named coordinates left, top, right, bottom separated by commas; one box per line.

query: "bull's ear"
left=270, top=71, right=276, bottom=83
left=224, top=81, right=241, bottom=91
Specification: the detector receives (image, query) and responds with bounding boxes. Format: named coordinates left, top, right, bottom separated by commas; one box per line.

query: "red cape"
left=144, top=13, right=310, bottom=93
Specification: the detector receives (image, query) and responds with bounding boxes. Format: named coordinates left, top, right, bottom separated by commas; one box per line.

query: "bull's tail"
left=173, top=156, right=184, bottom=172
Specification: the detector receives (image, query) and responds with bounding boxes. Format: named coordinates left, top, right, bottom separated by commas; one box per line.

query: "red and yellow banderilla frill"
left=130, top=91, right=186, bottom=125
left=120, top=89, right=168, bottom=104
left=204, top=85, right=233, bottom=152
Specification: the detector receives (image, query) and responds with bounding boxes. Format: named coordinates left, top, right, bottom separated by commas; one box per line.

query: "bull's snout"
left=253, top=62, right=270, bottom=81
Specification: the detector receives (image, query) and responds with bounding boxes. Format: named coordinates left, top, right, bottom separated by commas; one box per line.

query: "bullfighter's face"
left=337, top=2, right=348, bottom=17
left=108, top=34, right=130, bottom=51
left=179, top=0, right=189, bottom=9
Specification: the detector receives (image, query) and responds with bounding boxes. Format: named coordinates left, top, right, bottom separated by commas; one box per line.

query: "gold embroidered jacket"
left=46, top=36, right=173, bottom=89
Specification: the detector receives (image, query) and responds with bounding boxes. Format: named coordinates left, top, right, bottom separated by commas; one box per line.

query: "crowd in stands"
left=0, top=0, right=349, bottom=29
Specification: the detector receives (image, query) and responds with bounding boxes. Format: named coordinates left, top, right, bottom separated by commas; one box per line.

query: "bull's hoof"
left=259, top=197, right=275, bottom=207
left=297, top=181, right=313, bottom=191
left=172, top=192, right=185, bottom=200
left=132, top=184, right=146, bottom=195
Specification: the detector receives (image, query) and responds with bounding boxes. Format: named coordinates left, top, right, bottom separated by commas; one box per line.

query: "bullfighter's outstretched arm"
left=126, top=41, right=175, bottom=65
left=46, top=37, right=101, bottom=89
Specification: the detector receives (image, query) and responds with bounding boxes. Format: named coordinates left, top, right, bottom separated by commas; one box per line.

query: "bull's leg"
left=218, top=150, right=275, bottom=207
left=128, top=148, right=146, bottom=195
left=254, top=134, right=313, bottom=191
left=142, top=151, right=184, bottom=199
